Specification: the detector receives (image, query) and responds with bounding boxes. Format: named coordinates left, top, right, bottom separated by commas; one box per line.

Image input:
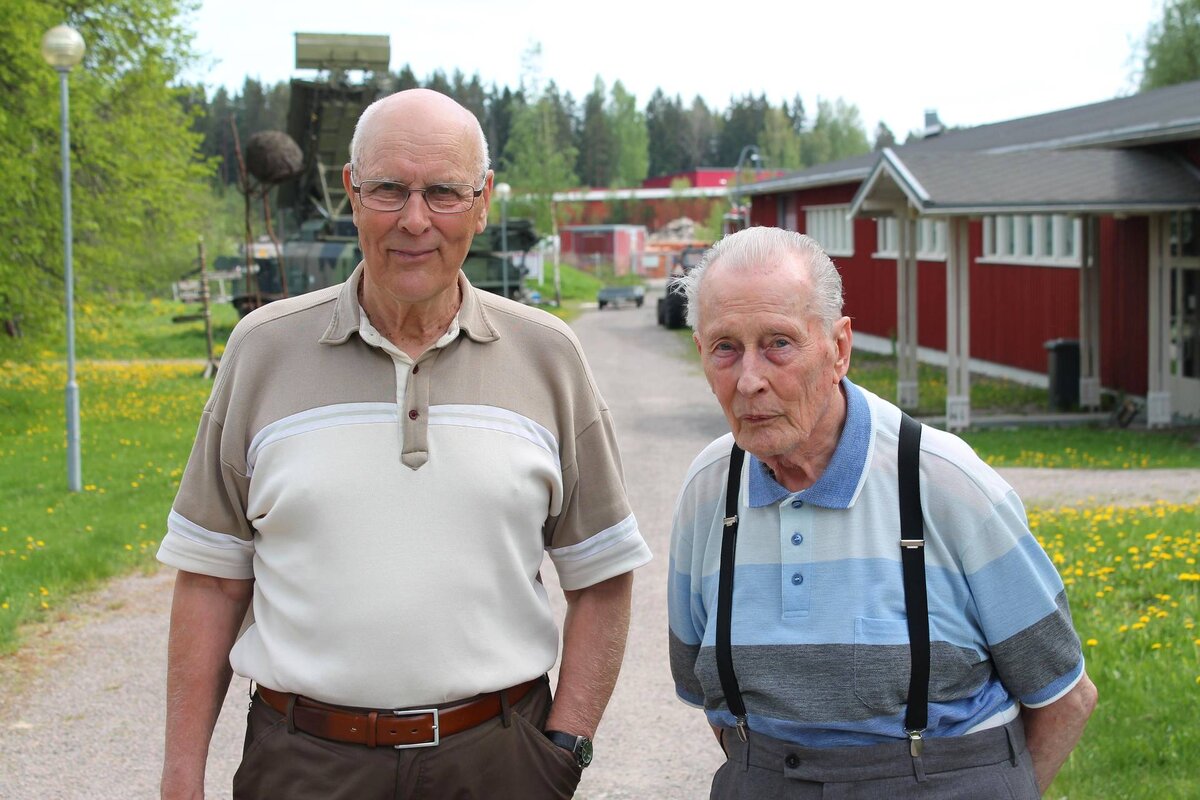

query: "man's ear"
left=342, top=164, right=360, bottom=226
left=833, top=316, right=853, bottom=379
left=475, top=171, right=494, bottom=234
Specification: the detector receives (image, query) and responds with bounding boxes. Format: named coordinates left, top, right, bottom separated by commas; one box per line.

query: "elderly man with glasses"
left=158, top=88, right=651, bottom=800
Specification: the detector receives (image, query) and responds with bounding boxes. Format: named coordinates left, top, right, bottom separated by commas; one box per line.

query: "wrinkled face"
left=694, top=257, right=851, bottom=461
left=342, top=99, right=491, bottom=307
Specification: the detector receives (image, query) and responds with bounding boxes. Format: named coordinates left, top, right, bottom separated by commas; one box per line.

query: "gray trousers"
left=232, top=676, right=582, bottom=799
left=711, top=719, right=1039, bottom=799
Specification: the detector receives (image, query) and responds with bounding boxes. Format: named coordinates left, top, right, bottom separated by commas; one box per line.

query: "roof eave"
left=742, top=165, right=873, bottom=196
left=918, top=200, right=1200, bottom=217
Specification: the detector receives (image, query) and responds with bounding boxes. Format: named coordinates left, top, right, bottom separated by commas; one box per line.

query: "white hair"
left=347, top=91, right=490, bottom=185
left=678, top=226, right=844, bottom=331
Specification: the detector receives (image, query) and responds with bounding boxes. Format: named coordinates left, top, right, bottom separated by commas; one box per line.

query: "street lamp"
left=732, top=145, right=763, bottom=232
left=42, top=24, right=86, bottom=492
left=495, top=182, right=512, bottom=299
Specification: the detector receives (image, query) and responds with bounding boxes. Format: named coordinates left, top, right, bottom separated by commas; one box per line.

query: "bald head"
left=349, top=89, right=490, bottom=184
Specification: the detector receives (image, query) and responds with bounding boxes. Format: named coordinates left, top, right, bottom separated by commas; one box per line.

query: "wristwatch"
left=544, top=730, right=593, bottom=769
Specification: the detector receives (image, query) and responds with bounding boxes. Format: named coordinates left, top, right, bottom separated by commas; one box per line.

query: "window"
left=804, top=205, right=854, bottom=256
left=1170, top=210, right=1199, bottom=259
left=874, top=217, right=947, bottom=260
left=982, top=214, right=1081, bottom=266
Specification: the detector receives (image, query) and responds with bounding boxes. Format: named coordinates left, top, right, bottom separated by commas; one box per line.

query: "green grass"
left=1033, top=501, right=1200, bottom=799
left=0, top=359, right=211, bottom=653
left=526, top=262, right=606, bottom=321
left=74, top=297, right=239, bottom=361
left=849, top=351, right=1049, bottom=417
left=963, top=427, right=1200, bottom=469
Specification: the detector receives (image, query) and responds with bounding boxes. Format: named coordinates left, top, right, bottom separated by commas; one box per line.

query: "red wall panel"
left=969, top=263, right=1079, bottom=373
left=1099, top=217, right=1149, bottom=395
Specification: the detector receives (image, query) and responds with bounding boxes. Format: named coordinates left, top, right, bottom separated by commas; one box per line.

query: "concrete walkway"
left=2, top=289, right=1198, bottom=799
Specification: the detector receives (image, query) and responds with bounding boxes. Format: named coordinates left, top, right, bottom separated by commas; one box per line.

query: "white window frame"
left=804, top=204, right=854, bottom=256
left=980, top=214, right=1082, bottom=267
left=873, top=217, right=947, bottom=261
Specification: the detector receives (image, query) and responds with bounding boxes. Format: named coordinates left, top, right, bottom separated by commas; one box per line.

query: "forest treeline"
left=187, top=59, right=885, bottom=191
left=4, top=0, right=1195, bottom=353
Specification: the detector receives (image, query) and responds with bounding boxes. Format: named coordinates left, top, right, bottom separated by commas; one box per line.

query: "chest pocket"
left=853, top=617, right=911, bottom=713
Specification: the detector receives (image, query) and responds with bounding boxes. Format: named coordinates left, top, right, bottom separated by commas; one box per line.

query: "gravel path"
left=2, top=290, right=1198, bottom=799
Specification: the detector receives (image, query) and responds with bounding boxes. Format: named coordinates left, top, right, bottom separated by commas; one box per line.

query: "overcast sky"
left=183, top=0, right=1162, bottom=138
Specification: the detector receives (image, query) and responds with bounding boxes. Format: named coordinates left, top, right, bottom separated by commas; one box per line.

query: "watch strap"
left=543, top=730, right=592, bottom=768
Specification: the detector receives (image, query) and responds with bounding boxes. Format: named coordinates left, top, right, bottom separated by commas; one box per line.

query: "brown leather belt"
left=257, top=678, right=541, bottom=749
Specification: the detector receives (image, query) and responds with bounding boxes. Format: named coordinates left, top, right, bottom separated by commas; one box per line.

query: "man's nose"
left=736, top=350, right=768, bottom=395
left=394, top=194, right=433, bottom=234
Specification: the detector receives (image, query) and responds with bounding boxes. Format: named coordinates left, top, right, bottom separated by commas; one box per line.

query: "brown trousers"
left=232, top=677, right=582, bottom=799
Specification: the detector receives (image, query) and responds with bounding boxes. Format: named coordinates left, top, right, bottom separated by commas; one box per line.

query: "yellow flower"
left=1151, top=643, right=1162, bottom=650
left=1085, top=639, right=1098, bottom=647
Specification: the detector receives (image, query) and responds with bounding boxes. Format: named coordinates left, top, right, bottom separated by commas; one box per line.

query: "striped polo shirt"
left=668, top=380, right=1083, bottom=746
left=159, top=264, right=651, bottom=708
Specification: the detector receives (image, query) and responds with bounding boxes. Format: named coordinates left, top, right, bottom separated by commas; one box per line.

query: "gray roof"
left=850, top=149, right=1200, bottom=217
left=745, top=79, right=1200, bottom=199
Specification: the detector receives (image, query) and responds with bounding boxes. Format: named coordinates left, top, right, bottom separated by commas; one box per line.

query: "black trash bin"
left=1044, top=339, right=1080, bottom=411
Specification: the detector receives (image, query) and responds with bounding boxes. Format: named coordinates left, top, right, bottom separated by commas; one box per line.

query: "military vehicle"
left=228, top=32, right=536, bottom=316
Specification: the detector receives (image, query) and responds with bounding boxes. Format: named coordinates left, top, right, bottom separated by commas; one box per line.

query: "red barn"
left=741, top=82, right=1200, bottom=428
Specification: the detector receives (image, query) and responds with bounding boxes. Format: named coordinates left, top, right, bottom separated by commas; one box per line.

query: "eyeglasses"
left=350, top=179, right=484, bottom=214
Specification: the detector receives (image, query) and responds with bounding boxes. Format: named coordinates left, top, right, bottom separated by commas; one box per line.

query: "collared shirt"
left=668, top=379, right=1084, bottom=747
left=159, top=264, right=651, bottom=707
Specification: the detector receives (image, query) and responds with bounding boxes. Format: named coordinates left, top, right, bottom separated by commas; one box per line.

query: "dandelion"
left=1086, top=639, right=1098, bottom=647
left=1151, top=643, right=1162, bottom=650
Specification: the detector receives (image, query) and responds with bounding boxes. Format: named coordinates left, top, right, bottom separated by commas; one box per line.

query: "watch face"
left=577, top=737, right=593, bottom=768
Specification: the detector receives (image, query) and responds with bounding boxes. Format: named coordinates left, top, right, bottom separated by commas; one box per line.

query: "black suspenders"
left=716, top=443, right=749, bottom=740
left=715, top=412, right=929, bottom=754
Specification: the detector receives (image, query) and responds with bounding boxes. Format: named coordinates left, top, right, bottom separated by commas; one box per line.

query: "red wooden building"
left=740, top=82, right=1200, bottom=427
left=559, top=224, right=648, bottom=276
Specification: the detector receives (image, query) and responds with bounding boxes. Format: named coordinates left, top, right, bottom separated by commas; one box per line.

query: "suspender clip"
left=734, top=716, right=749, bottom=742
left=899, top=539, right=924, bottom=549
left=906, top=729, right=924, bottom=757
left=723, top=515, right=738, bottom=528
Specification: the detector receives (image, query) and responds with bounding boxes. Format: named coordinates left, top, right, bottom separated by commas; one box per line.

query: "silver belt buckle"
left=391, top=707, right=440, bottom=749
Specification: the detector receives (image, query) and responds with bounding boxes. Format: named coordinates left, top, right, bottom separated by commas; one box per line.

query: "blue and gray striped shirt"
left=668, top=380, right=1084, bottom=746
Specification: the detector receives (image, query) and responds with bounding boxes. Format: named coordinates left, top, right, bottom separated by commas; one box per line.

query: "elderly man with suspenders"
left=667, top=227, right=1096, bottom=798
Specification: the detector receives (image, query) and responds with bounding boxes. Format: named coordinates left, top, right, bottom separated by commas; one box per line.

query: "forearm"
left=1021, top=672, right=1098, bottom=794
left=161, top=570, right=253, bottom=799
left=545, top=572, right=634, bottom=737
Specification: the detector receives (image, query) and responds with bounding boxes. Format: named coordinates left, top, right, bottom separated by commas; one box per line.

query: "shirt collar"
left=747, top=378, right=871, bottom=509
left=320, top=264, right=500, bottom=346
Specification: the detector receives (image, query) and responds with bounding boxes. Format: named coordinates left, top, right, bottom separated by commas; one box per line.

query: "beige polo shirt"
left=158, top=265, right=651, bottom=707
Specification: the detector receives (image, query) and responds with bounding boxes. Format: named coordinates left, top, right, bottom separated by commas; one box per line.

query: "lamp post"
left=495, top=182, right=512, bottom=299
left=732, top=145, right=762, bottom=232
left=42, top=24, right=86, bottom=493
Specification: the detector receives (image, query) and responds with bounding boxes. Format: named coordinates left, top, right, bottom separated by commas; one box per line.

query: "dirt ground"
left=2, top=295, right=1197, bottom=799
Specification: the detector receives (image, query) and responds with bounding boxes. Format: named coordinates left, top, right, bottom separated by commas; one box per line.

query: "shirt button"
left=791, top=532, right=803, bottom=546
left=785, top=754, right=800, bottom=769
left=791, top=498, right=804, bottom=508
left=791, top=572, right=803, bottom=585
left=408, top=409, right=419, bottom=420
left=412, top=364, right=420, bottom=374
